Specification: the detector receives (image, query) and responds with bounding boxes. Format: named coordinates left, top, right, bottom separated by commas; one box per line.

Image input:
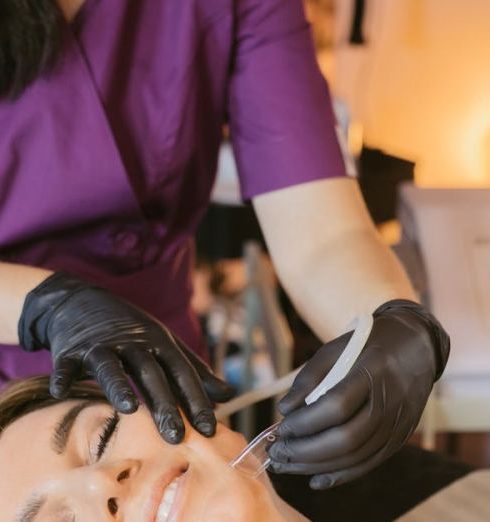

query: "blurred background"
left=193, top=0, right=490, bottom=469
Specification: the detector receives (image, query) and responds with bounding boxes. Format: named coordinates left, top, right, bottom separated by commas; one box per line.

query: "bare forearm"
left=277, top=228, right=416, bottom=341
left=0, top=262, right=52, bottom=344
left=254, top=178, right=416, bottom=342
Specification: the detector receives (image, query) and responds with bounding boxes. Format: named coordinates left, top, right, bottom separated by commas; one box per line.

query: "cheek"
left=188, top=424, right=248, bottom=462
left=188, top=465, right=272, bottom=521
left=114, top=410, right=172, bottom=457
left=185, top=426, right=278, bottom=520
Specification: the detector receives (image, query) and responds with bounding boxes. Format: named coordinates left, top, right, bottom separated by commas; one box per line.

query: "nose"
left=73, top=459, right=141, bottom=517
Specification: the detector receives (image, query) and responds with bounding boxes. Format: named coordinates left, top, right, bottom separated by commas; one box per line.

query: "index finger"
left=84, top=347, right=139, bottom=414
left=121, top=348, right=185, bottom=444
left=278, top=330, right=355, bottom=415
left=278, top=367, right=370, bottom=438
left=154, top=334, right=217, bottom=437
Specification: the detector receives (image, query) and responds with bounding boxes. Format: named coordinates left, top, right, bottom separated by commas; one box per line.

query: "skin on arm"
left=253, top=177, right=416, bottom=342
left=0, top=262, right=53, bottom=345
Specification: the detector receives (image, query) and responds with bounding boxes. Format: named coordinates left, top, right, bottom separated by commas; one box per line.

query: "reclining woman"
left=0, top=376, right=475, bottom=522
left=0, top=375, right=309, bottom=522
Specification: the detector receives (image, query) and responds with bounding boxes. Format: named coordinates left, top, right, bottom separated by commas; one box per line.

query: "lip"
left=165, top=467, right=189, bottom=522
left=144, top=465, right=189, bottom=522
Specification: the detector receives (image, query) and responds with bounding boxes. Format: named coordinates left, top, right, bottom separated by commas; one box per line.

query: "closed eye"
left=96, top=411, right=120, bottom=461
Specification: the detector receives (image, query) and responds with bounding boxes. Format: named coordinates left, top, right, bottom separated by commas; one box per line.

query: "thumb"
left=279, top=329, right=354, bottom=416
left=278, top=385, right=307, bottom=416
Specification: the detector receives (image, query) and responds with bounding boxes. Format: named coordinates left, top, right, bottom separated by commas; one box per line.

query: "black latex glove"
left=268, top=300, right=450, bottom=489
left=18, top=272, right=235, bottom=443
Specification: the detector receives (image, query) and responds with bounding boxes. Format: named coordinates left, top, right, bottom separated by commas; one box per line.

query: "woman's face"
left=0, top=401, right=293, bottom=521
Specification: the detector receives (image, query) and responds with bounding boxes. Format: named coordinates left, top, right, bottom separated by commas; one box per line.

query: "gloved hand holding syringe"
left=217, top=314, right=374, bottom=479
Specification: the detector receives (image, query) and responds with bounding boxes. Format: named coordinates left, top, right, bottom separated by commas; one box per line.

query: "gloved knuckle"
left=340, top=429, right=358, bottom=449
left=279, top=421, right=293, bottom=438
left=97, top=359, right=123, bottom=378
left=279, top=439, right=292, bottom=458
left=332, top=395, right=350, bottom=418
left=359, top=365, right=375, bottom=387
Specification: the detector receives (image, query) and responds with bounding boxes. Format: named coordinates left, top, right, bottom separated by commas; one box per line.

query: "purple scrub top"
left=0, top=0, right=346, bottom=386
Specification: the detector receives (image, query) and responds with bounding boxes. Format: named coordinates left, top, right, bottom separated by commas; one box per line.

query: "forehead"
left=0, top=402, right=75, bottom=521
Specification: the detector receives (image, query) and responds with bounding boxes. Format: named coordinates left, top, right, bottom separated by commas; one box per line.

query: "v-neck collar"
left=69, top=0, right=100, bottom=32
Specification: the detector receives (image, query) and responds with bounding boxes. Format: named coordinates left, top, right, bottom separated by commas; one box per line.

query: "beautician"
left=0, top=0, right=449, bottom=489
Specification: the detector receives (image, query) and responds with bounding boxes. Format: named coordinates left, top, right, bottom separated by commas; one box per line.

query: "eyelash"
left=95, top=412, right=120, bottom=461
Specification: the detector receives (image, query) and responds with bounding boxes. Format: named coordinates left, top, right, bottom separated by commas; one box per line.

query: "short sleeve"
left=228, top=0, right=347, bottom=201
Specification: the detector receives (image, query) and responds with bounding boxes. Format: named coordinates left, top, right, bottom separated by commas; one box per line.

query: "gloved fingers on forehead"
left=121, top=348, right=185, bottom=444
left=172, top=335, right=236, bottom=402
left=150, top=330, right=204, bottom=392
left=50, top=357, right=83, bottom=399
left=269, top=421, right=389, bottom=475
left=270, top=399, right=382, bottom=464
left=278, top=368, right=370, bottom=438
left=84, top=347, right=139, bottom=414
left=152, top=345, right=217, bottom=438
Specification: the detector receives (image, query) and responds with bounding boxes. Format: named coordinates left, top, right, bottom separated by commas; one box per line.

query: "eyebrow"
left=15, top=401, right=101, bottom=522
left=15, top=495, right=46, bottom=522
left=16, top=496, right=76, bottom=522
left=51, top=401, right=94, bottom=455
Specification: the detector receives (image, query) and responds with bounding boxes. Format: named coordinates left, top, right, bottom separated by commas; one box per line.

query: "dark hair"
left=0, top=0, right=64, bottom=99
left=0, top=376, right=107, bottom=435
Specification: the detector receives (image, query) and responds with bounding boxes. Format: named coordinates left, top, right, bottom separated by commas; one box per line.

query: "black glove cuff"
left=18, top=271, right=96, bottom=352
left=374, top=299, right=450, bottom=382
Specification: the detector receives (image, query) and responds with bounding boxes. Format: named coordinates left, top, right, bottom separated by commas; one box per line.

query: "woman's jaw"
left=0, top=400, right=307, bottom=521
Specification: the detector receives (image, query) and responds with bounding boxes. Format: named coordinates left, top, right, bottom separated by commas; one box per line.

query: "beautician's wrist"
left=374, top=299, right=450, bottom=381
left=0, top=262, right=53, bottom=345
left=17, top=271, right=96, bottom=352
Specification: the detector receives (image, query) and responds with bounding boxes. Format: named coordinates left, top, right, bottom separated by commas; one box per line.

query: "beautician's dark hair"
left=0, top=376, right=107, bottom=435
left=0, top=0, right=64, bottom=99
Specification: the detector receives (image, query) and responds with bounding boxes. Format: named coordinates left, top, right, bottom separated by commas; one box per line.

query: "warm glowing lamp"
left=332, top=0, right=490, bottom=188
